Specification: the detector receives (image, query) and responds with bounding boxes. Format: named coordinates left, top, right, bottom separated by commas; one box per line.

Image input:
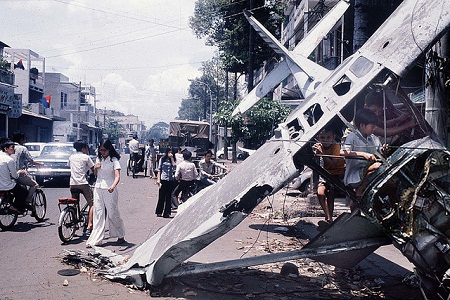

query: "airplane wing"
left=232, top=1, right=349, bottom=116
left=103, top=0, right=450, bottom=288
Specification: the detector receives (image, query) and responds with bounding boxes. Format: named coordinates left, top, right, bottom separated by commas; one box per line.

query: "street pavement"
left=0, top=157, right=422, bottom=299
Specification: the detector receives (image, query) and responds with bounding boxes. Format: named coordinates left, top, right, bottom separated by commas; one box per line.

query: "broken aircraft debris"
left=83, top=0, right=450, bottom=298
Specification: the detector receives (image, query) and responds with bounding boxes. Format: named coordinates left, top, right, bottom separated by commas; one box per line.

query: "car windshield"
left=40, top=145, right=75, bottom=156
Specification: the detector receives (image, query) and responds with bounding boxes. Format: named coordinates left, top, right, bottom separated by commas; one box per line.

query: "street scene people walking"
left=86, top=139, right=126, bottom=247
left=155, top=148, right=176, bottom=218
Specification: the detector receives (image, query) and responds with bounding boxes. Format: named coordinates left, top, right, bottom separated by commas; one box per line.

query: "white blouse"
left=95, top=156, right=121, bottom=189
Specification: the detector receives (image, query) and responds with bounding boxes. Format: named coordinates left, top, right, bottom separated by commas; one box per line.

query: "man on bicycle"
left=0, top=138, right=28, bottom=213
left=198, top=150, right=230, bottom=187
left=68, top=140, right=95, bottom=234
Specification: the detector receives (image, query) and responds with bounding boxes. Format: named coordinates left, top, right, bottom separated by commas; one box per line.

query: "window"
left=60, top=92, right=67, bottom=109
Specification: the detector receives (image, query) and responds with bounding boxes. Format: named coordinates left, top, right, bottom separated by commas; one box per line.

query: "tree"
left=215, top=97, right=291, bottom=149
left=178, top=54, right=226, bottom=122
left=190, top=0, right=284, bottom=75
left=146, top=122, right=169, bottom=144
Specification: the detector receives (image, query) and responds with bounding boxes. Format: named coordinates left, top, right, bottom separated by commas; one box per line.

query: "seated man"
left=198, top=150, right=230, bottom=187
left=171, top=150, right=198, bottom=205
left=0, top=138, right=28, bottom=213
left=312, top=126, right=345, bottom=224
left=11, top=132, right=42, bottom=204
left=69, top=140, right=95, bottom=233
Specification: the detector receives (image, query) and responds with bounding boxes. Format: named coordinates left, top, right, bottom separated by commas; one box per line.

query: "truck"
left=159, top=120, right=210, bottom=157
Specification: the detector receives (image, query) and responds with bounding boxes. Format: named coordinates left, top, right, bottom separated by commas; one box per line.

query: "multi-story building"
left=276, top=0, right=348, bottom=105
left=2, top=47, right=53, bottom=141
left=0, top=41, right=17, bottom=137
left=45, top=73, right=100, bottom=146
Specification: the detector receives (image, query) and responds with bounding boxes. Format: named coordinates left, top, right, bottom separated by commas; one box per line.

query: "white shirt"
left=0, top=152, right=18, bottom=190
left=69, top=152, right=94, bottom=185
left=175, top=160, right=198, bottom=181
left=128, top=139, right=139, bottom=154
left=12, top=144, right=33, bottom=170
left=95, top=156, right=121, bottom=189
left=342, top=130, right=381, bottom=186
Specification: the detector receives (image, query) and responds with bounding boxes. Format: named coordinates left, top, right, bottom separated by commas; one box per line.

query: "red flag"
left=40, top=95, right=51, bottom=108
left=14, top=59, right=25, bottom=70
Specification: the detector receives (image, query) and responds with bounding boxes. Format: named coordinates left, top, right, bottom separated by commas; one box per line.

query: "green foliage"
left=215, top=98, right=291, bottom=148
left=190, top=0, right=285, bottom=73
left=145, top=122, right=169, bottom=144
left=178, top=54, right=227, bottom=121
left=0, top=56, right=11, bottom=71
left=103, top=118, right=125, bottom=143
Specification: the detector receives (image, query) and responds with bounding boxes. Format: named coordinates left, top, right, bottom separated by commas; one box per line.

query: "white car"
left=24, top=142, right=47, bottom=158
left=28, top=143, right=76, bottom=186
left=216, top=147, right=244, bottom=159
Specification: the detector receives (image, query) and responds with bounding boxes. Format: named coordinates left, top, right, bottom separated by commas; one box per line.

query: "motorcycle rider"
left=11, top=132, right=42, bottom=204
left=0, top=138, right=28, bottom=213
left=198, top=150, right=230, bottom=187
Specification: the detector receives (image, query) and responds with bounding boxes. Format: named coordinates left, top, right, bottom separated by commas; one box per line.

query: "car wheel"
left=219, top=154, right=224, bottom=159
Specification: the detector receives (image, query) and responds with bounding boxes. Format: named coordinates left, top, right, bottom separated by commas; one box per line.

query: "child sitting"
left=340, top=108, right=383, bottom=211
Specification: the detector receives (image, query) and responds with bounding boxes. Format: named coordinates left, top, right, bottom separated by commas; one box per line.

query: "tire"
left=58, top=207, right=77, bottom=243
left=299, top=179, right=311, bottom=197
left=0, top=203, right=18, bottom=230
left=35, top=176, right=44, bottom=186
left=219, top=154, right=224, bottom=159
left=132, top=160, right=137, bottom=178
left=126, top=159, right=131, bottom=176
left=32, top=189, right=47, bottom=222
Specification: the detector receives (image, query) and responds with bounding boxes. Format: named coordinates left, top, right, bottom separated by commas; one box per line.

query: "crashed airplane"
left=94, top=0, right=450, bottom=298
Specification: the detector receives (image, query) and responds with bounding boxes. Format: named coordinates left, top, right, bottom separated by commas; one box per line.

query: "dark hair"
left=161, top=147, right=174, bottom=164
left=354, top=108, right=379, bottom=128
left=73, top=140, right=88, bottom=152
left=364, top=92, right=383, bottom=107
left=98, top=139, right=121, bottom=161
left=182, top=150, right=192, bottom=160
left=133, top=134, right=138, bottom=139
left=12, top=131, right=25, bottom=143
left=205, top=150, right=213, bottom=156
left=319, top=124, right=336, bottom=135
left=0, top=137, right=15, bottom=151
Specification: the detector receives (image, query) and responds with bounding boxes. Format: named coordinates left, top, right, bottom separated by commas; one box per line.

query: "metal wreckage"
left=77, top=0, right=450, bottom=298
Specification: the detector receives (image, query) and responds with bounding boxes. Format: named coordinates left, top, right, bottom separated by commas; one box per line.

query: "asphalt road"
left=0, top=156, right=163, bottom=300
left=0, top=156, right=422, bottom=299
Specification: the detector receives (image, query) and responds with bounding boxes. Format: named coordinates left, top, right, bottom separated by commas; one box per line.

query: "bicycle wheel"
left=126, top=159, right=131, bottom=176
left=32, top=189, right=47, bottom=222
left=0, top=203, right=18, bottom=230
left=58, top=207, right=77, bottom=243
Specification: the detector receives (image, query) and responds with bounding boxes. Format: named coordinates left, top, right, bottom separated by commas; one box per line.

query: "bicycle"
left=0, top=187, right=47, bottom=230
left=57, top=187, right=90, bottom=243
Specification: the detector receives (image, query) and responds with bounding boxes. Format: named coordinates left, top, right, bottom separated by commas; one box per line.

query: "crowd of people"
left=0, top=90, right=418, bottom=245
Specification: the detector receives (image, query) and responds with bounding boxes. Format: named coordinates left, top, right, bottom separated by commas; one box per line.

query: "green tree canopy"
left=189, top=0, right=284, bottom=74
left=215, top=97, right=291, bottom=148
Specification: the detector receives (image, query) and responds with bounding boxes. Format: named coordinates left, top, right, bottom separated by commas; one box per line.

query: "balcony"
left=0, top=69, right=14, bottom=86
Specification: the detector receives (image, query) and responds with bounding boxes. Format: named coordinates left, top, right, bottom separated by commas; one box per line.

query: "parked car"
left=290, top=167, right=313, bottom=196
left=216, top=147, right=245, bottom=159
left=24, top=142, right=47, bottom=158
left=28, top=143, right=76, bottom=186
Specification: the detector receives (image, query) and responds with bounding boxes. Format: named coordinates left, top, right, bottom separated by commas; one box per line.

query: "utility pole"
left=77, top=81, right=81, bottom=140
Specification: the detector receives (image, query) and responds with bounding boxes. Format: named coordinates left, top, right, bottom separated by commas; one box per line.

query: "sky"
left=2, top=0, right=216, bottom=127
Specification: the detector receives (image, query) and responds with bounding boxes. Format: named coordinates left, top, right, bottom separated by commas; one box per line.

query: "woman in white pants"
left=86, top=139, right=126, bottom=247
